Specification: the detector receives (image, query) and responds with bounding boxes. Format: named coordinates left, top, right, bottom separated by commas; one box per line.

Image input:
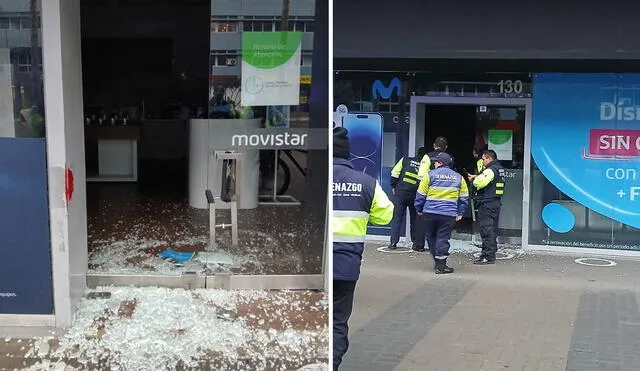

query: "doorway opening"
left=78, top=1, right=320, bottom=281
left=413, top=97, right=531, bottom=245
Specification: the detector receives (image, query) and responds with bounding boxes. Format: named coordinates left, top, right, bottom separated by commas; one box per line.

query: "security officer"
left=387, top=146, right=428, bottom=250
left=468, top=149, right=505, bottom=265
left=414, top=136, right=453, bottom=252
left=414, top=152, right=470, bottom=274
left=417, top=136, right=454, bottom=181
left=472, top=144, right=488, bottom=175
left=332, top=127, right=394, bottom=370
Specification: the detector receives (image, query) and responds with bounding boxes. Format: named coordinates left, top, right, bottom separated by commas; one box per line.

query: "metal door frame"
left=408, top=96, right=533, bottom=249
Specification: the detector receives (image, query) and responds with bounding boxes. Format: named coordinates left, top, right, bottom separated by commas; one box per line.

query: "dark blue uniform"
left=389, top=156, right=421, bottom=247
left=415, top=153, right=470, bottom=273
left=333, top=157, right=393, bottom=369
left=472, top=159, right=505, bottom=263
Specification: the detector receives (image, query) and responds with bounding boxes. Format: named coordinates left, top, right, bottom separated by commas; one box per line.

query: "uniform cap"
left=434, top=152, right=453, bottom=167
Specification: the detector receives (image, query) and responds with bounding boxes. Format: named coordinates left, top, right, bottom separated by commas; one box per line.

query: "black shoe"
left=435, top=259, right=454, bottom=274
left=435, top=266, right=455, bottom=274
left=387, top=244, right=398, bottom=250
left=412, top=245, right=426, bottom=252
left=473, top=257, right=495, bottom=265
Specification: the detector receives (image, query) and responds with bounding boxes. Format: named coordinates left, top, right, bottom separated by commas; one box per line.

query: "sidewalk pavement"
left=341, top=242, right=640, bottom=371
left=0, top=288, right=328, bottom=371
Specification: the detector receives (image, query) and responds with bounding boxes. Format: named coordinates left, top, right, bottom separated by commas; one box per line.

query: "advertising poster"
left=531, top=73, right=640, bottom=250
left=241, top=32, right=302, bottom=106
left=340, top=112, right=388, bottom=236
left=342, top=113, right=384, bottom=184
left=488, top=129, right=513, bottom=161
left=0, top=138, right=53, bottom=314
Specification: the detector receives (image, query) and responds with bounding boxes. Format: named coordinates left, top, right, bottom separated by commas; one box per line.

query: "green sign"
left=488, top=129, right=513, bottom=160
left=241, top=32, right=302, bottom=107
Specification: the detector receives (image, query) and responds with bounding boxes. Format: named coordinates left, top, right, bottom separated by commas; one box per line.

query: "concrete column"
left=41, top=0, right=87, bottom=329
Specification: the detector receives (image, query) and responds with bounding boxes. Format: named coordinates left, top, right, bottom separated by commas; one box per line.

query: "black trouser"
left=423, top=213, right=457, bottom=259
left=414, top=212, right=425, bottom=248
left=477, top=199, right=501, bottom=260
left=389, top=191, right=417, bottom=246
left=333, top=280, right=357, bottom=370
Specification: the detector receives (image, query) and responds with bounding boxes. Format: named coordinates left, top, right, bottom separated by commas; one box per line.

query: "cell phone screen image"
left=342, top=113, right=384, bottom=183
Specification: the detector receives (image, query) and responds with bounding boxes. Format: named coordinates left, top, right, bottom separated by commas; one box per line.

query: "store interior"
left=423, top=103, right=525, bottom=238
left=79, top=1, right=322, bottom=276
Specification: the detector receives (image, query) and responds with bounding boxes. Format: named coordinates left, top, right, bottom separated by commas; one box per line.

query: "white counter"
left=188, top=118, right=261, bottom=210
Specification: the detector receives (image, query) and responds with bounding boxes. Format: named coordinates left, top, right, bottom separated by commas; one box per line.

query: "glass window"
left=20, top=17, right=32, bottom=29
left=211, top=21, right=237, bottom=32
left=528, top=73, right=640, bottom=251
left=207, top=0, right=325, bottom=275
left=9, top=18, right=20, bottom=29
left=0, top=6, right=45, bottom=139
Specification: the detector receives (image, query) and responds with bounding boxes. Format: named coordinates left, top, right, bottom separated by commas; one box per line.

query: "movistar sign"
left=372, top=77, right=401, bottom=100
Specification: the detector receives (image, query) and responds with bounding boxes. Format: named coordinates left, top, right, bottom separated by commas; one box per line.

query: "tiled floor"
left=341, top=243, right=640, bottom=371
left=86, top=153, right=324, bottom=276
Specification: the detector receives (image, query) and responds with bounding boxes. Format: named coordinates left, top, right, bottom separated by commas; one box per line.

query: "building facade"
left=0, top=0, right=328, bottom=330
left=334, top=0, right=640, bottom=255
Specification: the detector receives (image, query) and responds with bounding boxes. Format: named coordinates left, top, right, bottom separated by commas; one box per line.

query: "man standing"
left=417, top=136, right=454, bottom=180
left=387, top=147, right=427, bottom=250
left=468, top=149, right=505, bottom=265
left=414, top=152, right=469, bottom=274
left=332, top=127, right=394, bottom=370
left=413, top=136, right=453, bottom=252
left=472, top=144, right=488, bottom=175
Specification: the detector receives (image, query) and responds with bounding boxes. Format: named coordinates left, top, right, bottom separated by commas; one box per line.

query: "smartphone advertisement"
left=341, top=113, right=384, bottom=184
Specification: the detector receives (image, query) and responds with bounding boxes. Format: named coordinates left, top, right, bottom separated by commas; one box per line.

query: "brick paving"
left=341, top=243, right=640, bottom=371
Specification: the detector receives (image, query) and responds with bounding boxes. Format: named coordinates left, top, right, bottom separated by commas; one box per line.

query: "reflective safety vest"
left=333, top=158, right=394, bottom=281
left=417, top=150, right=452, bottom=180
left=390, top=156, right=421, bottom=194
left=473, top=160, right=505, bottom=201
left=415, top=166, right=470, bottom=217
left=475, top=158, right=484, bottom=175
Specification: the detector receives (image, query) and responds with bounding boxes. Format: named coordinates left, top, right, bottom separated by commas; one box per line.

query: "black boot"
left=435, top=259, right=454, bottom=274
left=387, top=244, right=398, bottom=250
left=473, top=256, right=495, bottom=265
left=412, top=244, right=426, bottom=252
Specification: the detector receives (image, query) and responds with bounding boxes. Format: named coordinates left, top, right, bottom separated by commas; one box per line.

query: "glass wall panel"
left=205, top=0, right=325, bottom=275
left=0, top=1, right=45, bottom=138
left=528, top=73, right=640, bottom=251
left=0, top=0, right=52, bottom=315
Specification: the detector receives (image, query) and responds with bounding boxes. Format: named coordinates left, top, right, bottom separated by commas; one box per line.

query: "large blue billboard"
left=0, top=138, right=53, bottom=314
left=531, top=73, right=640, bottom=249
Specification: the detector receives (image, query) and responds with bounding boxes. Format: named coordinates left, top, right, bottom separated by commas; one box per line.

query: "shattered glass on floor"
left=3, top=287, right=328, bottom=370
left=87, top=184, right=324, bottom=276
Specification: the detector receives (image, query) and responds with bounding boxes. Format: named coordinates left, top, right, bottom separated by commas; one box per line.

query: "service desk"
left=85, top=125, right=140, bottom=182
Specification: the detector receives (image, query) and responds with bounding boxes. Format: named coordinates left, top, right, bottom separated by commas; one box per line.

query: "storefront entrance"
left=409, top=96, right=532, bottom=246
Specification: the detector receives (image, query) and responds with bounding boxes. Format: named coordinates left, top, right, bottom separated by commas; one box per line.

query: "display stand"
left=205, top=150, right=242, bottom=250
left=259, top=149, right=301, bottom=206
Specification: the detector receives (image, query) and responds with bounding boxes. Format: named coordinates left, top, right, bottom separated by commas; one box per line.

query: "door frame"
left=408, top=96, right=533, bottom=249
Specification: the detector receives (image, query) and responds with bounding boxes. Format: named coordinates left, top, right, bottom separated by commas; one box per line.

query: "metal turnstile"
left=205, top=150, right=243, bottom=250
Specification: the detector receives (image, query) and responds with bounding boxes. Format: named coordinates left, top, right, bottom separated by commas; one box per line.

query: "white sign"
left=333, top=104, right=348, bottom=128
left=488, top=129, right=513, bottom=161
left=241, top=32, right=302, bottom=106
